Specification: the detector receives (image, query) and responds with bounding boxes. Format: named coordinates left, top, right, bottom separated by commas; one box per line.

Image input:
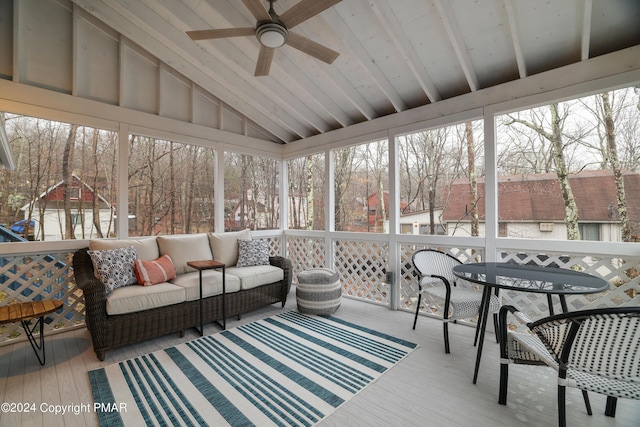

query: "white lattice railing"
left=334, top=239, right=389, bottom=305
left=286, top=235, right=326, bottom=281
left=258, top=234, right=282, bottom=258
left=285, top=234, right=638, bottom=323
left=1, top=234, right=637, bottom=347
left=498, top=251, right=639, bottom=317
left=0, top=251, right=84, bottom=344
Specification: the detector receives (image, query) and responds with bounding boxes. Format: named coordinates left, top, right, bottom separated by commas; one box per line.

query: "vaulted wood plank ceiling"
left=72, top=0, right=640, bottom=144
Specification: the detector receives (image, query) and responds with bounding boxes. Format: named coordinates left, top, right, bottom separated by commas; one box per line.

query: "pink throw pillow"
left=134, top=255, right=177, bottom=286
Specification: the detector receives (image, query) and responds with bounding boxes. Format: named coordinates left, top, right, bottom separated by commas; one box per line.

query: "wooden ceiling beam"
left=323, top=5, right=408, bottom=113
left=434, top=0, right=480, bottom=92
left=369, top=0, right=441, bottom=103
left=504, top=0, right=527, bottom=79
left=581, top=0, right=593, bottom=61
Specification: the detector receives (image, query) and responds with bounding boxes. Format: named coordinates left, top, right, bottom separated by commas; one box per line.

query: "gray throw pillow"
left=236, top=239, right=270, bottom=267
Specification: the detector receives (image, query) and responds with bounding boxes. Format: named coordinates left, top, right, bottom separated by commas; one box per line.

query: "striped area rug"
left=89, top=310, right=418, bottom=426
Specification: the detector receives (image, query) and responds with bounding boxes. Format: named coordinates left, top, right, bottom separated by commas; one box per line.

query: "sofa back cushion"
left=157, top=234, right=213, bottom=274
left=208, top=229, right=251, bottom=267
left=89, top=237, right=159, bottom=261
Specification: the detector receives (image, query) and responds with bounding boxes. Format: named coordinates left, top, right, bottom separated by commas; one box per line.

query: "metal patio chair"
left=411, top=249, right=499, bottom=353
left=498, top=305, right=640, bottom=427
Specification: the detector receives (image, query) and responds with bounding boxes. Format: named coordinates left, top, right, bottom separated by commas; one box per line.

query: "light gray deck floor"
left=0, top=288, right=638, bottom=426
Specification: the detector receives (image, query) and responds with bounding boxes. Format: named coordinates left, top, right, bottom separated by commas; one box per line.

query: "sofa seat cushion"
left=90, top=237, right=159, bottom=261
left=157, top=234, right=213, bottom=275
left=170, top=271, right=241, bottom=301
left=226, top=265, right=284, bottom=290
left=106, top=282, right=186, bottom=315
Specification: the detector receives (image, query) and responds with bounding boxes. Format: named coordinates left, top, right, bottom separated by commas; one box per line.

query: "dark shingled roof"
left=442, top=170, right=640, bottom=222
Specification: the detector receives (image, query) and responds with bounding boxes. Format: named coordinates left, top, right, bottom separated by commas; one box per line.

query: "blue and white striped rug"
left=89, top=311, right=417, bottom=426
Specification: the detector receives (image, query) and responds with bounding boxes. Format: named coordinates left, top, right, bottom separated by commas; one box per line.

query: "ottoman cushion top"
left=297, top=268, right=339, bottom=284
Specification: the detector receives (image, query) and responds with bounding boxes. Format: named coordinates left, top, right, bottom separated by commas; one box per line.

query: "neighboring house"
left=399, top=209, right=446, bottom=235
left=226, top=190, right=277, bottom=231
left=20, top=173, right=115, bottom=241
left=367, top=191, right=409, bottom=232
left=442, top=170, right=640, bottom=241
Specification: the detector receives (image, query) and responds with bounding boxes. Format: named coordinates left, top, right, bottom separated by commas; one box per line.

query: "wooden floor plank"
left=1, top=343, right=27, bottom=426
left=0, top=289, right=637, bottom=426
left=52, top=331, right=88, bottom=427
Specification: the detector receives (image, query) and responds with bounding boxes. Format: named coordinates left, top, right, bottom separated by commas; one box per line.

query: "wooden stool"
left=0, top=300, right=63, bottom=365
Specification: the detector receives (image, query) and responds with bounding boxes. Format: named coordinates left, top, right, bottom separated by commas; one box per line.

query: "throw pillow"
left=88, top=246, right=138, bottom=294
left=134, top=254, right=177, bottom=286
left=236, top=239, right=270, bottom=267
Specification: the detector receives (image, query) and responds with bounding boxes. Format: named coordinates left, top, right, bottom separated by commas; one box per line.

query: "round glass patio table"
left=452, top=262, right=610, bottom=384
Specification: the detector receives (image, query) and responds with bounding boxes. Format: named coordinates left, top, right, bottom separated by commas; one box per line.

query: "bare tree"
left=600, top=92, right=630, bottom=241
left=88, top=128, right=104, bottom=238
left=576, top=90, right=636, bottom=241
left=599, top=92, right=631, bottom=242
left=334, top=146, right=355, bottom=231
left=306, top=155, right=314, bottom=230
left=506, top=104, right=581, bottom=239
left=465, top=122, right=479, bottom=236
left=61, top=124, right=78, bottom=239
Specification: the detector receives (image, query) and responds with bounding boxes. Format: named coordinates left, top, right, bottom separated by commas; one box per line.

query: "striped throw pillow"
left=134, top=255, right=177, bottom=286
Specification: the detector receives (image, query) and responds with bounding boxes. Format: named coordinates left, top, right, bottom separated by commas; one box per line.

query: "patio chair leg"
left=604, top=396, right=617, bottom=417
left=493, top=312, right=500, bottom=343
left=498, top=363, right=508, bottom=405
left=581, top=390, right=592, bottom=415
left=558, top=385, right=567, bottom=427
left=443, top=321, right=450, bottom=354
left=412, top=294, right=422, bottom=330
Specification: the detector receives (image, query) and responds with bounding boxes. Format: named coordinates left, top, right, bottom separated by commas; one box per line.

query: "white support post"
left=484, top=106, right=498, bottom=261
left=280, top=156, right=288, bottom=258
left=388, top=129, right=399, bottom=310
left=326, top=148, right=334, bottom=268
left=214, top=143, right=225, bottom=233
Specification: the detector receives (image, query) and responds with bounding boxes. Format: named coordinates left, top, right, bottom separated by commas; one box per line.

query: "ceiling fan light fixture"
left=257, top=22, right=287, bottom=48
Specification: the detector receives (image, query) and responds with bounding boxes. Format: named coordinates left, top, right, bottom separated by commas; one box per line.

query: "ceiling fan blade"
left=286, top=32, right=339, bottom=64
left=255, top=45, right=275, bottom=76
left=187, top=27, right=255, bottom=41
left=280, top=0, right=342, bottom=29
left=242, top=0, right=271, bottom=22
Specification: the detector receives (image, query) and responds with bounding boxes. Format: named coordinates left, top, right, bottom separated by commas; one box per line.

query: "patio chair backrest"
left=530, top=307, right=640, bottom=385
left=412, top=249, right=462, bottom=287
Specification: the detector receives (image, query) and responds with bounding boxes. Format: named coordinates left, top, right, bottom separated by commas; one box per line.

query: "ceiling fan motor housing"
left=256, top=21, right=288, bottom=48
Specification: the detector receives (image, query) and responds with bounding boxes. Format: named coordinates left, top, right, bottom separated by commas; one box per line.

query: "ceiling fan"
left=186, top=0, right=342, bottom=76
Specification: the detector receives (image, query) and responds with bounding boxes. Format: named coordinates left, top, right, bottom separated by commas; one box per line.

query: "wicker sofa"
left=73, top=230, right=292, bottom=360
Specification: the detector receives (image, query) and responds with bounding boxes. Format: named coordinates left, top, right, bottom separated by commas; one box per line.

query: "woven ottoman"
left=296, top=268, right=342, bottom=315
